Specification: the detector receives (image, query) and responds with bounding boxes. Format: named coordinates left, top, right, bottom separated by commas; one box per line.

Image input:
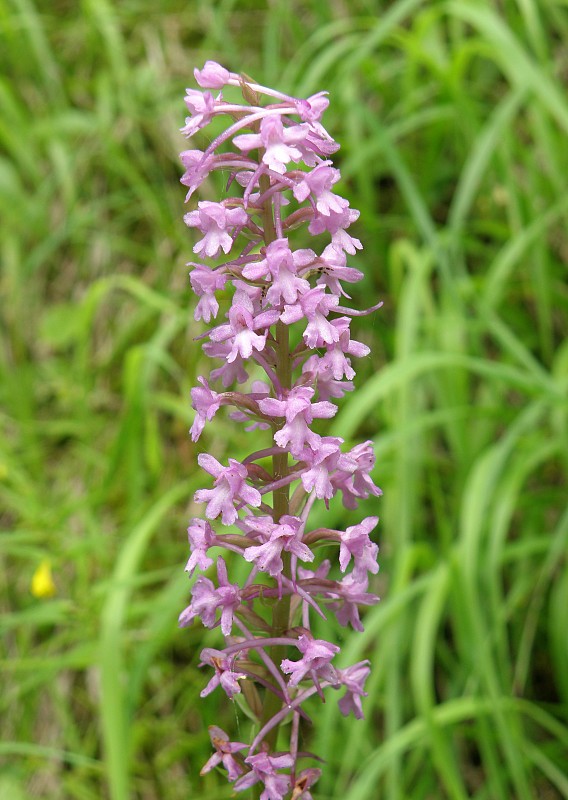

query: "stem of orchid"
left=257, top=170, right=292, bottom=755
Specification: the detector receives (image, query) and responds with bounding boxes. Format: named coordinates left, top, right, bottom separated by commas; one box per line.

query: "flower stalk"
left=179, top=60, right=383, bottom=800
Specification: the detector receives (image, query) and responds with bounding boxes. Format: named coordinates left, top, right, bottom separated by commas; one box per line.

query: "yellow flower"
left=31, top=559, right=57, bottom=599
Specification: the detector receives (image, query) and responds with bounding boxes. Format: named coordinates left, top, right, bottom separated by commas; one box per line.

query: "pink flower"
left=195, top=455, right=261, bottom=525
left=181, top=90, right=217, bottom=137
left=281, top=634, right=339, bottom=687
left=233, top=114, right=308, bottom=174
left=280, top=286, right=340, bottom=348
left=184, top=201, right=249, bottom=258
left=299, top=436, right=343, bottom=500
left=302, top=353, right=355, bottom=401
left=331, top=572, right=379, bottom=631
left=309, top=319, right=369, bottom=381
left=209, top=292, right=279, bottom=363
left=199, top=648, right=247, bottom=699
left=297, top=122, right=340, bottom=164
left=309, top=206, right=362, bottom=254
left=205, top=340, right=249, bottom=387
left=188, top=263, right=227, bottom=322
left=295, top=91, right=329, bottom=122
left=242, top=239, right=311, bottom=307
left=338, top=516, right=380, bottom=577
left=293, top=164, right=349, bottom=216
left=291, top=768, right=322, bottom=800
left=259, top=386, right=336, bottom=457
left=178, top=557, right=241, bottom=636
left=234, top=751, right=294, bottom=799
left=242, top=514, right=314, bottom=577
left=336, top=661, right=371, bottom=719
left=333, top=440, right=382, bottom=509
left=316, top=243, right=364, bottom=296
left=179, top=149, right=214, bottom=200
left=184, top=518, right=216, bottom=575
left=200, top=726, right=247, bottom=781
left=194, top=60, right=231, bottom=89
left=190, top=376, right=222, bottom=441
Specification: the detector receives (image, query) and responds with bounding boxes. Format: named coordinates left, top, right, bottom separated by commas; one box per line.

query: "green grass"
left=1, top=0, right=567, bottom=798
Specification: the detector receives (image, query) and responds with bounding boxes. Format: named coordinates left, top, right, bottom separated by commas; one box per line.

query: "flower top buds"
left=178, top=61, right=382, bottom=800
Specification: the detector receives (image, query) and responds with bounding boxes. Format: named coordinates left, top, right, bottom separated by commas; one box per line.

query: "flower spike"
left=178, top=63, right=382, bottom=797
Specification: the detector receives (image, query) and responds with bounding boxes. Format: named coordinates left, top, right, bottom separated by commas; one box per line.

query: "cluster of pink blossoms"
left=179, top=60, right=382, bottom=800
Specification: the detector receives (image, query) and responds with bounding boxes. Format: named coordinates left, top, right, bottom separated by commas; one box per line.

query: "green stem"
left=256, top=173, right=292, bottom=754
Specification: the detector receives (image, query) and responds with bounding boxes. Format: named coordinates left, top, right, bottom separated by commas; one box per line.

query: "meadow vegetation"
left=1, top=1, right=567, bottom=798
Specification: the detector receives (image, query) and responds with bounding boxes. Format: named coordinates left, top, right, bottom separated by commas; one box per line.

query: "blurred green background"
left=1, top=0, right=567, bottom=798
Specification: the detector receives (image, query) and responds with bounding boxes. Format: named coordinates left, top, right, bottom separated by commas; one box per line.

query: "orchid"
left=178, top=62, right=383, bottom=799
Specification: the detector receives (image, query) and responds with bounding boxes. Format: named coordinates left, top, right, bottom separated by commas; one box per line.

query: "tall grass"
left=1, top=1, right=567, bottom=798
